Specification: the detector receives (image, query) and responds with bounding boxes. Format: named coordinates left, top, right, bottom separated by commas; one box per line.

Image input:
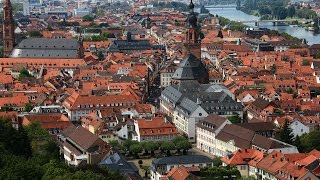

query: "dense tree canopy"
left=0, top=120, right=125, bottom=180
left=298, top=130, right=320, bottom=152
left=201, top=166, right=241, bottom=179
left=82, top=15, right=95, bottom=22
left=152, top=2, right=189, bottom=12
left=29, top=31, right=43, bottom=37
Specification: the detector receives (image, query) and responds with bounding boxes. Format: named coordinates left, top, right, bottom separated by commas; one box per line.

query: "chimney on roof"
left=127, top=32, right=132, bottom=41
left=245, top=149, right=248, bottom=153
left=196, top=98, right=201, bottom=105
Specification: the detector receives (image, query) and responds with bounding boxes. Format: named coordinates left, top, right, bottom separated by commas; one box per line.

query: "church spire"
left=185, top=0, right=201, bottom=58
left=3, top=0, right=15, bottom=57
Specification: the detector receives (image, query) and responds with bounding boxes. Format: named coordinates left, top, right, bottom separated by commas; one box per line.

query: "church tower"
left=3, top=0, right=15, bottom=57
left=185, top=0, right=201, bottom=59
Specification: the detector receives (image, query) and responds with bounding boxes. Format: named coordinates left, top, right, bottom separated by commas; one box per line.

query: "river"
left=204, top=7, right=320, bottom=45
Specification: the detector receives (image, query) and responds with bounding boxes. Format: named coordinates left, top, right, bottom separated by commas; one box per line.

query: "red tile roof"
left=137, top=117, right=178, bottom=136
left=63, top=92, right=138, bottom=110
left=22, top=113, right=72, bottom=129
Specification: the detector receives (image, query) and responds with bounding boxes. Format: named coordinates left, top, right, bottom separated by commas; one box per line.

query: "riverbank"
left=239, top=7, right=314, bottom=30
left=204, top=6, right=320, bottom=44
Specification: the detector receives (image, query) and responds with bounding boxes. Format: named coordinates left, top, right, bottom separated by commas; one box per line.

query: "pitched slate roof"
left=171, top=54, right=206, bottom=81
left=153, top=155, right=213, bottom=166
left=161, top=80, right=243, bottom=115
left=100, top=152, right=139, bottom=174
left=10, top=38, right=80, bottom=59
left=108, top=39, right=152, bottom=52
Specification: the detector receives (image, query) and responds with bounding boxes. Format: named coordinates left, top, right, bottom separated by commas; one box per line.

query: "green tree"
left=294, top=135, right=302, bottom=152
left=0, top=105, right=14, bottom=111
left=0, top=119, right=32, bottom=157
left=176, top=140, right=192, bottom=154
left=213, top=156, right=222, bottom=166
left=302, top=59, right=310, bottom=66
left=99, top=23, right=109, bottom=27
left=98, top=51, right=104, bottom=61
left=270, top=64, right=277, bottom=74
left=286, top=88, right=294, bottom=94
left=227, top=114, right=242, bottom=124
left=123, top=139, right=138, bottom=153
left=0, top=47, right=3, bottom=58
left=24, top=103, right=33, bottom=112
left=0, top=120, right=125, bottom=180
left=172, top=136, right=186, bottom=145
left=217, top=30, right=224, bottom=38
left=299, top=130, right=320, bottom=152
left=29, top=31, right=43, bottom=37
left=201, top=166, right=241, bottom=179
left=160, top=140, right=175, bottom=156
left=109, top=140, right=123, bottom=150
left=129, top=144, right=143, bottom=157
left=144, top=141, right=159, bottom=156
left=19, top=68, right=31, bottom=80
left=287, top=5, right=296, bottom=18
left=82, top=15, right=94, bottom=22
left=274, top=7, right=288, bottom=20
left=279, top=119, right=294, bottom=144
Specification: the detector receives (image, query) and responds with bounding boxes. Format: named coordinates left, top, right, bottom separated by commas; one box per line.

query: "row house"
left=246, top=98, right=278, bottom=122
left=222, top=149, right=320, bottom=179
left=80, top=109, right=119, bottom=143
left=196, top=115, right=298, bottom=157
left=159, top=64, right=176, bottom=88
left=150, top=155, right=213, bottom=180
left=22, top=113, right=72, bottom=134
left=63, top=92, right=138, bottom=121
left=0, top=95, right=29, bottom=112
left=133, top=117, right=178, bottom=142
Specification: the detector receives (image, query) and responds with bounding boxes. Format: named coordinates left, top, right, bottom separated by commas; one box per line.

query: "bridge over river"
left=203, top=4, right=311, bottom=26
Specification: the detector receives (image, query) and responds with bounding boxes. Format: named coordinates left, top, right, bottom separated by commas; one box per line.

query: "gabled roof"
left=11, top=38, right=80, bottom=59
left=250, top=98, right=271, bottom=110
left=238, top=122, right=275, bottom=132
left=166, top=165, right=200, bottom=180
left=221, top=149, right=264, bottom=166
left=216, top=124, right=255, bottom=149
left=196, top=115, right=228, bottom=133
left=153, top=155, right=213, bottom=166
left=100, top=152, right=139, bottom=174
left=62, top=125, right=107, bottom=151
left=137, top=117, right=178, bottom=136
left=257, top=151, right=288, bottom=175
left=23, top=113, right=71, bottom=129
